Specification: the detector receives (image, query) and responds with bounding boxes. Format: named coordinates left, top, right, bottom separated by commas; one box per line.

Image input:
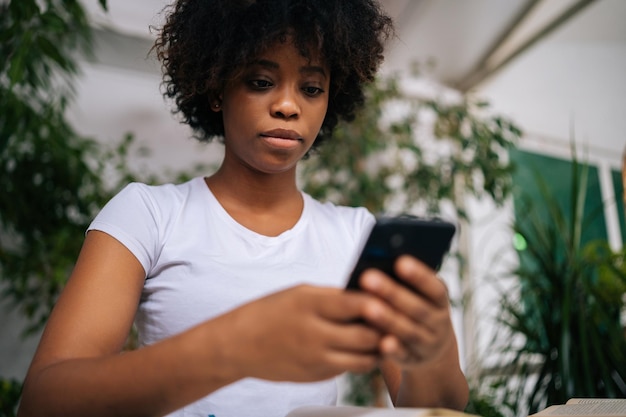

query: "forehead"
left=256, top=39, right=326, bottom=67
left=226, top=35, right=328, bottom=84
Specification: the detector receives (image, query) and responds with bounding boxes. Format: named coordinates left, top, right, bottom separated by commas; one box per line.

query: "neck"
left=205, top=163, right=301, bottom=211
left=204, top=166, right=305, bottom=237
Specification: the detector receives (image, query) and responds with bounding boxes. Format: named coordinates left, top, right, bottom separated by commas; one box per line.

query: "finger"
left=379, top=335, right=410, bottom=362
left=316, top=285, right=437, bottom=346
left=322, top=321, right=383, bottom=353
left=356, top=290, right=434, bottom=344
left=395, top=256, right=450, bottom=309
left=325, top=350, right=380, bottom=375
left=314, top=289, right=386, bottom=323
left=359, top=269, right=441, bottom=335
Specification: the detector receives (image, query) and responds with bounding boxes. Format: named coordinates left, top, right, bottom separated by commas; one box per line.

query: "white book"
left=286, top=405, right=476, bottom=417
left=530, top=398, right=626, bottom=417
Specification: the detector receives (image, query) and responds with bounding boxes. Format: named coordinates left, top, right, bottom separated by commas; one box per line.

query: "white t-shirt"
left=88, top=177, right=375, bottom=417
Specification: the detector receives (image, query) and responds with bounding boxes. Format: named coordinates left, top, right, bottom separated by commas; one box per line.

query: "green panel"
left=612, top=169, right=625, bottom=244
left=509, top=149, right=608, bottom=248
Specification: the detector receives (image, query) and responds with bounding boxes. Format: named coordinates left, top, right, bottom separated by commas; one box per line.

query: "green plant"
left=0, top=0, right=116, bottom=334
left=463, top=387, right=507, bottom=417
left=300, top=74, right=521, bottom=218
left=343, top=370, right=385, bottom=407
left=0, top=379, right=22, bottom=417
left=0, top=1, right=210, bottom=410
left=0, top=1, right=121, bottom=412
left=484, top=154, right=626, bottom=416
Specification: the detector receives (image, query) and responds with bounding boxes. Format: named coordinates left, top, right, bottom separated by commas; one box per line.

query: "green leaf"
left=7, top=52, right=25, bottom=86
left=0, top=0, right=182, bottom=337
left=37, top=35, right=69, bottom=70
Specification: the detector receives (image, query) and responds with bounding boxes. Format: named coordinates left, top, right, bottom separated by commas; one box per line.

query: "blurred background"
left=1, top=0, right=625, bottom=415
left=70, top=0, right=624, bottom=168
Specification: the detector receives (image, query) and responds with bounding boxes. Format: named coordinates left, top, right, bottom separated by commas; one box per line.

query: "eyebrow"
left=252, top=59, right=328, bottom=79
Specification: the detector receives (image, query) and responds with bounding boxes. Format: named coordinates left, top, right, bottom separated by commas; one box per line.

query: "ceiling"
left=81, top=0, right=606, bottom=92
left=72, top=0, right=625, bottom=171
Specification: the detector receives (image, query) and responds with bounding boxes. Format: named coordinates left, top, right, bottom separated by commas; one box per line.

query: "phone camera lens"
left=390, top=233, right=404, bottom=249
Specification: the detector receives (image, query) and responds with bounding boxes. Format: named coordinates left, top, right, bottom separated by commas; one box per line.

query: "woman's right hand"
left=208, top=284, right=387, bottom=382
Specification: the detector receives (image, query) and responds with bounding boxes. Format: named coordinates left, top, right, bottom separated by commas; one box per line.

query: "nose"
left=271, top=86, right=300, bottom=119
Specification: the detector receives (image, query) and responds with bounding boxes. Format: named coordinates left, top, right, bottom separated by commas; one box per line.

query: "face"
left=216, top=39, right=330, bottom=176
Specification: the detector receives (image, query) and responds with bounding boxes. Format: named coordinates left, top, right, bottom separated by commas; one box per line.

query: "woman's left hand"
left=357, top=255, right=456, bottom=368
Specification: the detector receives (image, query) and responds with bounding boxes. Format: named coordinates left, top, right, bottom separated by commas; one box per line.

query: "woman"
left=18, top=1, right=469, bottom=416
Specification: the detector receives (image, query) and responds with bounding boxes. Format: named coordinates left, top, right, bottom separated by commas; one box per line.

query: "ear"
left=210, top=93, right=224, bottom=112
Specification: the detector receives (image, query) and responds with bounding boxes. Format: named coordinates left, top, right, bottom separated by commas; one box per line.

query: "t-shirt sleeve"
left=342, top=205, right=376, bottom=246
left=350, top=206, right=376, bottom=255
left=357, top=207, right=376, bottom=237
left=87, top=183, right=163, bottom=276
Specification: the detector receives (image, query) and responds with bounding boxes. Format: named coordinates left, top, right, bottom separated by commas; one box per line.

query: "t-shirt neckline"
left=195, top=177, right=310, bottom=243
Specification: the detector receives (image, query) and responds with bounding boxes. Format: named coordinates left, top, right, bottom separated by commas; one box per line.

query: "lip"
left=260, top=129, right=303, bottom=141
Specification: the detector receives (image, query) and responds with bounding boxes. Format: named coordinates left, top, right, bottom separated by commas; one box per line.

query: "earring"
left=213, top=103, right=220, bottom=109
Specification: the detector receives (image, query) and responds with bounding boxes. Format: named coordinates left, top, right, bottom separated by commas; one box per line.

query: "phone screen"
left=345, top=216, right=456, bottom=291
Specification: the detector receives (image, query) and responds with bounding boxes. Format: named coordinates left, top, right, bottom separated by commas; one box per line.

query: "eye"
left=302, top=86, right=325, bottom=97
left=248, top=79, right=273, bottom=90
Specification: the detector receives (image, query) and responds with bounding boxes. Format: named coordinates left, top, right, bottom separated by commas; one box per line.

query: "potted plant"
left=479, top=151, right=626, bottom=417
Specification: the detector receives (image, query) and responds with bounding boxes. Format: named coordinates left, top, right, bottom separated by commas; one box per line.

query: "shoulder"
left=304, top=194, right=375, bottom=238
left=116, top=178, right=196, bottom=206
left=87, top=178, right=204, bottom=274
left=89, top=177, right=204, bottom=237
left=102, top=178, right=202, bottom=218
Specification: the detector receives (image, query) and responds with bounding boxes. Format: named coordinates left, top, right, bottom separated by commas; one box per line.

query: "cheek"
left=309, top=99, right=329, bottom=122
left=222, top=101, right=252, bottom=131
left=314, top=105, right=329, bottom=130
left=221, top=115, right=249, bottom=144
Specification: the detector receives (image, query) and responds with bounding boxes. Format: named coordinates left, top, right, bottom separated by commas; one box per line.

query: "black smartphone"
left=345, top=216, right=456, bottom=291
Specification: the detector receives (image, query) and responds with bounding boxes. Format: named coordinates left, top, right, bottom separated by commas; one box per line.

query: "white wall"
left=67, top=63, right=224, bottom=180
left=477, top=0, right=625, bottom=163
